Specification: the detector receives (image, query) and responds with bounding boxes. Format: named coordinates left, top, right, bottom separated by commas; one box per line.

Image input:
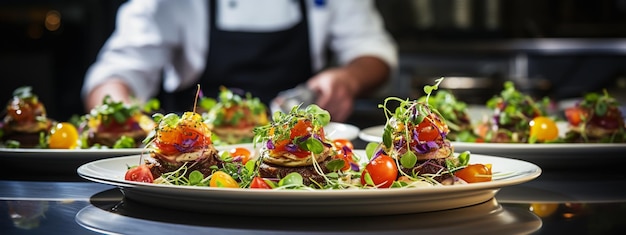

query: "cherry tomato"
left=124, top=165, right=154, bottom=183
left=454, top=164, right=492, bottom=183
left=48, top=122, right=79, bottom=149
left=529, top=116, right=559, bottom=141
left=360, top=154, right=397, bottom=188
left=229, top=147, right=252, bottom=164
left=415, top=114, right=448, bottom=142
left=250, top=177, right=272, bottom=189
left=334, top=149, right=356, bottom=171
left=564, top=107, right=587, bottom=126
left=210, top=171, right=239, bottom=188
left=332, top=139, right=354, bottom=151
left=332, top=139, right=356, bottom=171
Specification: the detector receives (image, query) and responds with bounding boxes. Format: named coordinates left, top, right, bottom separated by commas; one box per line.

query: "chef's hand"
left=307, top=68, right=359, bottom=122
left=85, top=78, right=133, bottom=111
left=307, top=56, right=391, bottom=122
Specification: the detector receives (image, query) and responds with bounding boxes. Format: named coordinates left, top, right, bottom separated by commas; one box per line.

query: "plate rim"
left=77, top=152, right=541, bottom=196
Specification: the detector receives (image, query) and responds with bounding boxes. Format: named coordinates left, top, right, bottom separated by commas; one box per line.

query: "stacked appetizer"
left=80, top=96, right=156, bottom=148
left=474, top=81, right=557, bottom=143
left=0, top=87, right=54, bottom=148
left=253, top=104, right=358, bottom=186
left=372, top=80, right=491, bottom=187
left=201, top=87, right=269, bottom=145
left=563, top=91, right=626, bottom=143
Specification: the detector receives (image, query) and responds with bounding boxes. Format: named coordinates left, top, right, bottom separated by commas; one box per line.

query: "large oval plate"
left=77, top=150, right=541, bottom=217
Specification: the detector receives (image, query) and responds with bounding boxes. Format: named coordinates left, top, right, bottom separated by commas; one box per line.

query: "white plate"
left=451, top=142, right=626, bottom=167
left=358, top=124, right=626, bottom=168
left=324, top=122, right=360, bottom=140
left=359, top=125, right=384, bottom=143
left=77, top=151, right=541, bottom=217
left=0, top=148, right=146, bottom=175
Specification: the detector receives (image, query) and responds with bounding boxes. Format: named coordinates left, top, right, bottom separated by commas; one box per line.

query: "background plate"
left=325, top=122, right=360, bottom=140
left=358, top=125, right=626, bottom=168
left=0, top=148, right=145, bottom=177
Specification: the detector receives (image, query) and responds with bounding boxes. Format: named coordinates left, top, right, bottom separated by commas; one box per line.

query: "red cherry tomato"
left=454, top=164, right=492, bottom=183
left=415, top=114, right=448, bottom=142
left=250, top=177, right=272, bottom=189
left=564, top=107, right=587, bottom=126
left=360, top=154, right=397, bottom=188
left=124, top=165, right=154, bottom=183
left=229, top=147, right=252, bottom=164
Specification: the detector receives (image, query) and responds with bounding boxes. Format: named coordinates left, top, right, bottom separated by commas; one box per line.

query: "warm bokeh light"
left=45, top=10, right=61, bottom=31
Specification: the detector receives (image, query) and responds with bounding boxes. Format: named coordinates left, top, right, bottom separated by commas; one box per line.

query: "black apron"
left=163, top=0, right=313, bottom=112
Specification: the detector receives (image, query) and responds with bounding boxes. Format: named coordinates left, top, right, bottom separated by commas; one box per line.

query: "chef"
left=82, top=0, right=397, bottom=122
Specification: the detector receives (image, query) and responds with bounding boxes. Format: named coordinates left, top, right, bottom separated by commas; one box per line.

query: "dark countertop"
left=2, top=157, right=626, bottom=234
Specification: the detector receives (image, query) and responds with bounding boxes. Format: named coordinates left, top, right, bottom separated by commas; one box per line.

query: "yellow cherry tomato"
left=529, top=116, right=559, bottom=141
left=48, top=122, right=79, bottom=149
left=209, top=171, right=239, bottom=188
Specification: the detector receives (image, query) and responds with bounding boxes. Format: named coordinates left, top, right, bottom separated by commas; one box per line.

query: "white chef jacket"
left=82, top=0, right=398, bottom=102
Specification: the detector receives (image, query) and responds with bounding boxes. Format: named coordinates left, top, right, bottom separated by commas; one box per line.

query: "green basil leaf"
left=400, top=151, right=417, bottom=169
left=382, top=126, right=393, bottom=149
left=365, top=142, right=379, bottom=160
left=457, top=151, right=470, bottom=166
left=279, top=172, right=304, bottom=186
left=189, top=171, right=204, bottom=185
left=299, top=138, right=324, bottom=154
left=326, top=159, right=346, bottom=172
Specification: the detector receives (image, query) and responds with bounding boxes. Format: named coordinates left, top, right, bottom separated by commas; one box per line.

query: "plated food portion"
left=200, top=86, right=269, bottom=145
left=119, top=79, right=500, bottom=191
left=79, top=80, right=540, bottom=215
left=0, top=86, right=157, bottom=150
left=79, top=95, right=156, bottom=148
left=363, top=80, right=626, bottom=145
left=1, top=87, right=55, bottom=148
left=563, top=91, right=625, bottom=143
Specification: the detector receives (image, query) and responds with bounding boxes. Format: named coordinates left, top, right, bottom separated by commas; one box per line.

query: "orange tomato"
left=290, top=119, right=313, bottom=139
left=229, top=147, right=252, bottom=164
left=454, top=164, right=492, bottom=183
left=332, top=139, right=354, bottom=151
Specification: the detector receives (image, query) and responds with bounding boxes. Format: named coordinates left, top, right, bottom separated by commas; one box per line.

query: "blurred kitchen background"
left=1, top=0, right=625, bottom=126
